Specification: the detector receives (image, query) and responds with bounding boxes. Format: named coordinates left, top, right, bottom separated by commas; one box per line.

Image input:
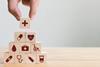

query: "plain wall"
left=0, top=0, right=100, bottom=48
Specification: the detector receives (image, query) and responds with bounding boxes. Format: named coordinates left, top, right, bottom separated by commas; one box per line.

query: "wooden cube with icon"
left=15, top=32, right=26, bottom=42
left=20, top=18, right=30, bottom=29
left=36, top=52, right=47, bottom=64
left=4, top=52, right=15, bottom=64
left=9, top=42, right=20, bottom=54
left=14, top=53, right=25, bottom=64
left=30, top=43, right=41, bottom=54
left=19, top=43, right=31, bottom=54
left=26, top=32, right=36, bottom=43
left=24, top=53, right=36, bottom=64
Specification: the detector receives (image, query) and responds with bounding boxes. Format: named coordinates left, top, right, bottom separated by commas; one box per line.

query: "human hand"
left=8, top=0, right=39, bottom=21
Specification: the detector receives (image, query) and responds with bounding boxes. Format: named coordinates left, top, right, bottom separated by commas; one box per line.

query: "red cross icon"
left=22, top=20, right=28, bottom=27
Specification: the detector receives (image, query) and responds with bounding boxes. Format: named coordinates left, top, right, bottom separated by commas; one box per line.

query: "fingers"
left=8, top=0, right=21, bottom=21
left=29, top=0, right=39, bottom=19
left=8, top=0, right=39, bottom=20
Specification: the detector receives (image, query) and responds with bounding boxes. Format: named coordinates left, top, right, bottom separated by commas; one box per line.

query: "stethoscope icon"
left=16, top=55, right=23, bottom=63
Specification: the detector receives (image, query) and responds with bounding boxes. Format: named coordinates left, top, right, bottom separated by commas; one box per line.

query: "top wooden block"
left=20, top=18, right=31, bottom=29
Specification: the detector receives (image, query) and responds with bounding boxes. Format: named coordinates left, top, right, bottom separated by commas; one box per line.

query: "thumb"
left=8, top=0, right=21, bottom=21
left=13, top=7, right=21, bottom=21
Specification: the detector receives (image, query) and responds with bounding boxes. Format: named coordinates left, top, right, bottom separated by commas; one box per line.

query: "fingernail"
left=16, top=16, right=20, bottom=21
left=30, top=16, right=35, bottom=20
left=30, top=17, right=33, bottom=20
left=30, top=16, right=33, bottom=20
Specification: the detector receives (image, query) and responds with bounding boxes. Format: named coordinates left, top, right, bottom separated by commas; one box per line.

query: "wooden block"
left=26, top=32, right=36, bottom=43
left=24, top=54, right=36, bottom=64
left=30, top=43, right=41, bottom=54
left=20, top=18, right=30, bottom=29
left=4, top=52, right=14, bottom=64
left=9, top=42, right=20, bottom=54
left=15, top=32, right=26, bottom=42
left=36, top=52, right=47, bottom=64
left=14, top=53, right=25, bottom=64
left=19, top=43, right=31, bottom=54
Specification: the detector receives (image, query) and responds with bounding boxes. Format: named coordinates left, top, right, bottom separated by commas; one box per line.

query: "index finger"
left=29, top=0, right=39, bottom=19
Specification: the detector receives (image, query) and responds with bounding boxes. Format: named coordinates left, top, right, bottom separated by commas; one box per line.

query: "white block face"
left=19, top=43, right=31, bottom=54
left=31, top=43, right=41, bottom=54
left=25, top=54, right=36, bottom=64
left=26, top=32, right=36, bottom=43
left=14, top=53, right=25, bottom=64
left=20, top=18, right=30, bottom=29
left=36, top=53, right=47, bottom=64
left=15, top=32, right=26, bottom=42
left=4, top=52, right=14, bottom=64
left=9, top=42, right=20, bottom=54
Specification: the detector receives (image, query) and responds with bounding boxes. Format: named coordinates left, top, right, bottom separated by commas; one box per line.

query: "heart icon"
left=28, top=35, right=34, bottom=41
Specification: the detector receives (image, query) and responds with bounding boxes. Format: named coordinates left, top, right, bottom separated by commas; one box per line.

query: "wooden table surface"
left=0, top=47, right=100, bottom=67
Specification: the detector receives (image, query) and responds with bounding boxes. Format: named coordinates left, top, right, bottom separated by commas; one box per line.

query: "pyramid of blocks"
left=4, top=18, right=46, bottom=64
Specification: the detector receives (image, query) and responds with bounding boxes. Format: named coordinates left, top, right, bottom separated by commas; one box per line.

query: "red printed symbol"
left=22, top=20, right=28, bottom=27
left=22, top=45, right=29, bottom=51
left=28, top=56, right=34, bottom=62
left=12, top=45, right=16, bottom=52
left=16, top=55, right=23, bottom=63
left=33, top=44, right=40, bottom=52
left=39, top=55, right=44, bottom=63
left=28, top=35, right=34, bottom=41
left=6, top=56, right=13, bottom=63
left=17, top=34, right=23, bottom=41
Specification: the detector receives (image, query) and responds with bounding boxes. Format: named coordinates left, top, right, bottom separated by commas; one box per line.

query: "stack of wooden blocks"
left=4, top=18, right=46, bottom=64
